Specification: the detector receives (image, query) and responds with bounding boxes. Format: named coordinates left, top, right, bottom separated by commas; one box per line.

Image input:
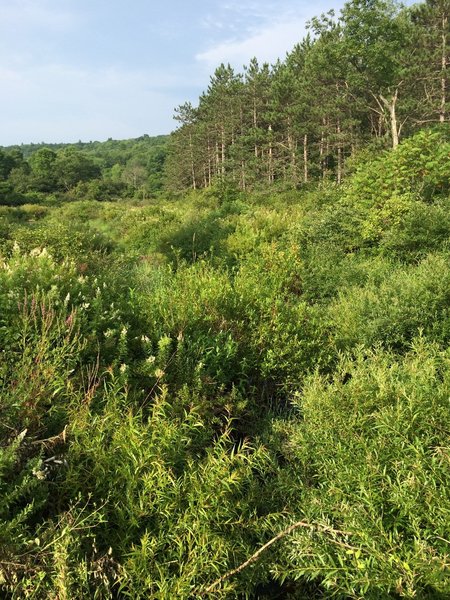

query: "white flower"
left=32, top=465, right=47, bottom=480
left=146, top=355, right=156, bottom=364
left=120, top=363, right=127, bottom=373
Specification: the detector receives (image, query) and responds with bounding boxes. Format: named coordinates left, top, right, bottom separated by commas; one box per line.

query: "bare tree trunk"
left=440, top=11, right=448, bottom=123
left=215, top=140, right=220, bottom=176
left=319, top=123, right=325, bottom=180
left=380, top=88, right=399, bottom=149
left=207, top=137, right=212, bottom=186
left=268, top=124, right=273, bottom=184
left=189, top=132, right=196, bottom=190
left=221, top=127, right=225, bottom=176
left=303, top=134, right=308, bottom=184
left=378, top=113, right=384, bottom=137
left=286, top=116, right=297, bottom=185
left=240, top=161, right=246, bottom=190
left=253, top=98, right=258, bottom=158
left=337, top=121, right=343, bottom=184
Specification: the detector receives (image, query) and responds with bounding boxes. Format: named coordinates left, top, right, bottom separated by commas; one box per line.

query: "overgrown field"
left=1, top=129, right=450, bottom=598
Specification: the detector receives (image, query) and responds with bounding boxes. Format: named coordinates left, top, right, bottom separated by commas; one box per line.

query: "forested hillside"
left=166, top=0, right=449, bottom=190
left=0, top=135, right=167, bottom=203
left=1, top=0, right=450, bottom=598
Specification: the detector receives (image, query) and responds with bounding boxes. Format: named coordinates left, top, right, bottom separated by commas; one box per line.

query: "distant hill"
left=0, top=134, right=169, bottom=201
left=2, top=133, right=169, bottom=162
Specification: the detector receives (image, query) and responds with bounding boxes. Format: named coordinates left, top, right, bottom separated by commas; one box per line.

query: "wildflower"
left=146, top=355, right=156, bottom=364
left=120, top=363, right=127, bottom=373
left=32, top=464, right=47, bottom=480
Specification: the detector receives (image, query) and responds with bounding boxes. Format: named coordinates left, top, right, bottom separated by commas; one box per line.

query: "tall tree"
left=28, top=148, right=58, bottom=192
left=411, top=0, right=450, bottom=124
left=340, top=0, right=415, bottom=147
left=242, top=58, right=273, bottom=188
left=54, top=148, right=100, bottom=191
left=173, top=102, right=199, bottom=190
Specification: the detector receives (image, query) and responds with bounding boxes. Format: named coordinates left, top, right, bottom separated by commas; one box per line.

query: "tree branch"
left=195, top=520, right=355, bottom=597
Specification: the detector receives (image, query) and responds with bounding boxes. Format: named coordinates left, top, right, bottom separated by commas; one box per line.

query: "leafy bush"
left=269, top=339, right=450, bottom=599
left=345, top=127, right=450, bottom=206
left=331, top=253, right=450, bottom=351
left=2, top=128, right=450, bottom=598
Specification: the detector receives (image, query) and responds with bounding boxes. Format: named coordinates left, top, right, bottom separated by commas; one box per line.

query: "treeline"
left=0, top=135, right=168, bottom=204
left=166, top=0, right=449, bottom=190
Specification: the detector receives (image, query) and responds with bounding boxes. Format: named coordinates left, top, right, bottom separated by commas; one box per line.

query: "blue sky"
left=1, top=0, right=353, bottom=145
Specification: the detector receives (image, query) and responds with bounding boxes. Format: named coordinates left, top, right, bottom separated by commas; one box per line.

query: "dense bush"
left=269, top=339, right=450, bottom=599
left=1, top=129, right=449, bottom=598
left=331, top=253, right=450, bottom=351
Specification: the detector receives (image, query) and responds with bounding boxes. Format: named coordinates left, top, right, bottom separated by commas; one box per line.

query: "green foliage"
left=1, top=121, right=450, bottom=599
left=62, top=387, right=274, bottom=599
left=346, top=127, right=450, bottom=206
left=270, top=339, right=450, bottom=598
left=331, top=253, right=450, bottom=350
left=28, top=148, right=57, bottom=192
left=1, top=135, right=168, bottom=202
left=379, top=198, right=450, bottom=260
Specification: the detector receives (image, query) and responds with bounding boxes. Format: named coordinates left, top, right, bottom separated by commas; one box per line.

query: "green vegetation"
left=1, top=0, right=450, bottom=598
left=1, top=126, right=449, bottom=598
left=0, top=135, right=167, bottom=204
left=166, top=0, right=449, bottom=191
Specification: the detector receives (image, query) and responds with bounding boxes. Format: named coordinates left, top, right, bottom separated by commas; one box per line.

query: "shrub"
left=269, top=339, right=450, bottom=599
left=330, top=253, right=450, bottom=351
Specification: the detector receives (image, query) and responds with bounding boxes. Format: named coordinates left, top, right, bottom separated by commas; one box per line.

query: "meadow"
left=1, top=128, right=450, bottom=598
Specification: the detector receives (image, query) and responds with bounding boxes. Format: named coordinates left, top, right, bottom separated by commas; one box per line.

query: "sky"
left=0, top=0, right=354, bottom=145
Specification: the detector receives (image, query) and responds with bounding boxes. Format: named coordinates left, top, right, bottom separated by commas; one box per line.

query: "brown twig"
left=31, top=425, right=67, bottom=447
left=195, top=520, right=354, bottom=597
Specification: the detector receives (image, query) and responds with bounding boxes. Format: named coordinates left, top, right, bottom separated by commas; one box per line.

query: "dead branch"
left=195, top=520, right=355, bottom=597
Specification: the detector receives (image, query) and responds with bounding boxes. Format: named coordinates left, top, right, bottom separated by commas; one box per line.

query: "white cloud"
left=0, top=66, right=24, bottom=86
left=0, top=61, right=190, bottom=144
left=0, top=0, right=77, bottom=30
left=200, top=1, right=295, bottom=42
left=196, top=16, right=309, bottom=69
